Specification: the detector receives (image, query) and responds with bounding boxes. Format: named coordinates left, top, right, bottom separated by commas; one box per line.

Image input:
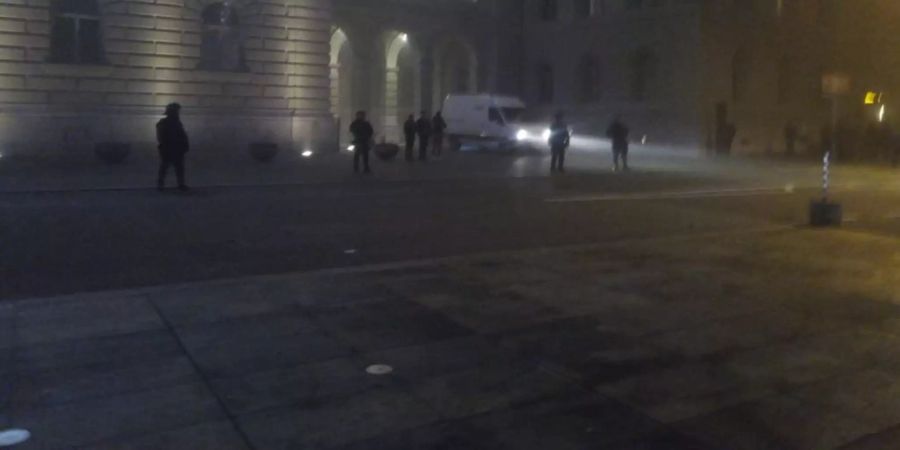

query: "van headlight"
left=541, top=128, right=551, bottom=141
left=516, top=129, right=529, bottom=141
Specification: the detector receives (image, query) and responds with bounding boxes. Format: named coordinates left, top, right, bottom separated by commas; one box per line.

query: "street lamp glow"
left=400, top=33, right=408, bottom=43
left=301, top=150, right=314, bottom=158
left=347, top=144, right=355, bottom=152
left=541, top=128, right=551, bottom=141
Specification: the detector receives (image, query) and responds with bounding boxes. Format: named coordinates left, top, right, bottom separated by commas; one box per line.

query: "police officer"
left=350, top=110, right=374, bottom=174
left=416, top=111, right=432, bottom=161
left=432, top=111, right=447, bottom=157
left=606, top=115, right=630, bottom=172
left=403, top=114, right=416, bottom=162
left=548, top=112, right=570, bottom=173
left=156, top=103, right=190, bottom=191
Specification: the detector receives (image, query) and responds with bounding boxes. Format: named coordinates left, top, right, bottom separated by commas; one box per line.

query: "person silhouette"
left=156, top=103, right=190, bottom=191
left=349, top=110, right=374, bottom=173
left=548, top=112, right=570, bottom=172
left=606, top=115, right=630, bottom=172
left=416, top=111, right=432, bottom=161
left=403, top=114, right=416, bottom=162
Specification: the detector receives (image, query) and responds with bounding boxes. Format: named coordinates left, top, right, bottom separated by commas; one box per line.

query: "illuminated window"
left=49, top=0, right=105, bottom=64
left=198, top=3, right=247, bottom=72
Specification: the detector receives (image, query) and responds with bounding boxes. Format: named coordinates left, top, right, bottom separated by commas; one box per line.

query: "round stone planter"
left=249, top=143, right=279, bottom=162
left=374, top=143, right=400, bottom=161
left=94, top=142, right=130, bottom=164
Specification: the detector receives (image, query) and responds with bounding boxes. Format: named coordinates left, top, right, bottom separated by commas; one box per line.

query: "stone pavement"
left=3, top=227, right=900, bottom=449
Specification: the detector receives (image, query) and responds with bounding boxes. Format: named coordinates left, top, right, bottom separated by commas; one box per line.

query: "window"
left=537, top=63, right=554, bottom=104
left=577, top=55, right=601, bottom=102
left=574, top=0, right=593, bottom=18
left=488, top=107, right=504, bottom=124
left=540, top=0, right=558, bottom=21
left=630, top=48, right=656, bottom=101
left=732, top=48, right=750, bottom=103
left=776, top=57, right=791, bottom=104
left=198, top=3, right=247, bottom=72
left=49, top=0, right=105, bottom=64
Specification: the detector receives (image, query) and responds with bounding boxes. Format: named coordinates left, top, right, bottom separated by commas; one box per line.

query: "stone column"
left=419, top=42, right=436, bottom=114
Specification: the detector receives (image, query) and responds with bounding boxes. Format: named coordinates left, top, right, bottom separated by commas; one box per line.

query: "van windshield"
left=500, top=107, right=525, bottom=122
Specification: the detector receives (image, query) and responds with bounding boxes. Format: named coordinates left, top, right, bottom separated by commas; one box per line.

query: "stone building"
left=0, top=0, right=521, bottom=160
left=522, top=0, right=900, bottom=156
left=1, top=0, right=898, bottom=160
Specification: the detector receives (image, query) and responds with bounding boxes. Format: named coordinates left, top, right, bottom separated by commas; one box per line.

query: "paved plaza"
left=4, top=226, right=900, bottom=449
left=4, top=147, right=900, bottom=449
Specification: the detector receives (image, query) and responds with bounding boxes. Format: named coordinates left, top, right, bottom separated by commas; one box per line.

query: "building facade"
left=0, top=0, right=522, bottom=160
left=1, top=0, right=898, bottom=160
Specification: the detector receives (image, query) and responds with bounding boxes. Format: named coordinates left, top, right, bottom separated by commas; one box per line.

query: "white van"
left=441, top=94, right=546, bottom=150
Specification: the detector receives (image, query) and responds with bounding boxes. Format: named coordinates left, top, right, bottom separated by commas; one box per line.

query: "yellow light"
left=864, top=91, right=882, bottom=105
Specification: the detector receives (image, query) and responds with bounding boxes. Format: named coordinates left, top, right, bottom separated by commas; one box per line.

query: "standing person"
left=156, top=103, right=190, bottom=191
left=432, top=111, right=447, bottom=157
left=403, top=114, right=416, bottom=162
left=606, top=115, right=630, bottom=172
left=349, top=110, right=374, bottom=174
left=784, top=121, right=798, bottom=157
left=416, top=111, right=431, bottom=161
left=548, top=112, right=570, bottom=173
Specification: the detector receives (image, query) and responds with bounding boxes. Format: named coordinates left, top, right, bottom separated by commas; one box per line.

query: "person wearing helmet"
left=156, top=103, right=190, bottom=191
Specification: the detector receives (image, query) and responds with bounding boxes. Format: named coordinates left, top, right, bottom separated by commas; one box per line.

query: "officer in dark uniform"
left=156, top=103, right=190, bottom=191
left=548, top=112, right=570, bottom=172
left=403, top=114, right=417, bottom=162
left=415, top=111, right=432, bottom=161
left=432, top=111, right=447, bottom=157
left=349, top=110, right=374, bottom=173
left=606, top=115, right=630, bottom=172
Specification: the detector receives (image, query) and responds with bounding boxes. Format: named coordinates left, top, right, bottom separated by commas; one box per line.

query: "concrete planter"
left=94, top=142, right=130, bottom=164
left=374, top=142, right=400, bottom=161
left=810, top=200, right=842, bottom=227
left=249, top=142, right=279, bottom=162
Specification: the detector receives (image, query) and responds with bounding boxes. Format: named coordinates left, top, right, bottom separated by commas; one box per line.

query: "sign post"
left=810, top=73, right=847, bottom=227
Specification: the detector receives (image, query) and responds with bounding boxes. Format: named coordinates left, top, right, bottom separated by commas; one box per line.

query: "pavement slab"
left=75, top=420, right=250, bottom=450
left=236, top=386, right=441, bottom=450
left=10, top=383, right=224, bottom=450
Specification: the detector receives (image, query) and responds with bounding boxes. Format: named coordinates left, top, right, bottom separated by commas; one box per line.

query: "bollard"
left=809, top=151, right=842, bottom=227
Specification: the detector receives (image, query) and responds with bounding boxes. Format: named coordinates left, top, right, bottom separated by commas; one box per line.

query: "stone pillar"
left=384, top=66, right=400, bottom=141
left=420, top=45, right=436, bottom=114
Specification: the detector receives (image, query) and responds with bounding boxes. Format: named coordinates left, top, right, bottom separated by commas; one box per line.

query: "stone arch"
left=384, top=31, right=420, bottom=140
left=330, top=27, right=356, bottom=146
left=433, top=36, right=478, bottom=109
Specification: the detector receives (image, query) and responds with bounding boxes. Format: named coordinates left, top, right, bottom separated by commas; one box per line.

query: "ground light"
left=366, top=364, right=393, bottom=375
left=0, top=429, right=31, bottom=447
